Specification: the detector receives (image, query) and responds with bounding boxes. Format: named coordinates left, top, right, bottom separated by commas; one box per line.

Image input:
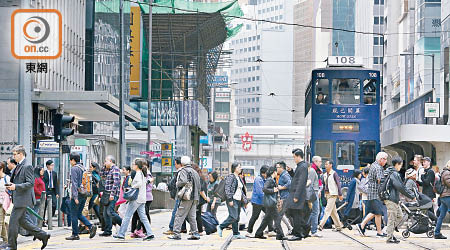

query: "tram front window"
left=359, top=141, right=376, bottom=168
left=336, top=141, right=355, bottom=170
left=332, top=79, right=360, bottom=105
left=315, top=140, right=332, bottom=168
left=315, top=79, right=329, bottom=104
left=363, top=79, right=377, bottom=105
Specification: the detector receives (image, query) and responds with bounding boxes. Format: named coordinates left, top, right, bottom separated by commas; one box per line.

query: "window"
left=374, top=17, right=379, bottom=25
left=373, top=57, right=379, bottom=64
left=256, top=86, right=260, bottom=91
left=315, top=141, right=332, bottom=167
left=257, top=45, right=260, bottom=50
left=332, top=79, right=360, bottom=105
left=275, top=5, right=278, bottom=10
left=246, top=24, right=251, bottom=30
left=256, top=118, right=260, bottom=123
left=248, top=37, right=252, bottom=41
left=315, top=79, right=329, bottom=104
left=363, top=79, right=377, bottom=104
left=380, top=17, right=384, bottom=25
left=252, top=87, right=255, bottom=91
left=252, top=98, right=255, bottom=102
left=247, top=108, right=251, bottom=113
left=359, top=141, right=377, bottom=168
left=247, top=87, right=251, bottom=92
left=256, top=107, right=260, bottom=112
left=256, top=97, right=260, bottom=102
left=336, top=141, right=355, bottom=169
left=252, top=108, right=255, bottom=112
left=244, top=38, right=247, bottom=42
left=257, top=35, right=261, bottom=40
left=252, top=77, right=256, bottom=81
left=373, top=37, right=379, bottom=45
left=248, top=67, right=251, bottom=71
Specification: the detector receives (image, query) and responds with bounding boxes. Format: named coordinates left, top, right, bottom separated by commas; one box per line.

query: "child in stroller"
left=399, top=193, right=435, bottom=238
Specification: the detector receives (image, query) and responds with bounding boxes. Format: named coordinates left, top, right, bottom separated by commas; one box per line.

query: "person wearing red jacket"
left=32, top=166, right=46, bottom=226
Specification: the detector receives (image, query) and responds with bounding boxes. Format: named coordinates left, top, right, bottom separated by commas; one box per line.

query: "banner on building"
left=129, top=6, right=141, bottom=97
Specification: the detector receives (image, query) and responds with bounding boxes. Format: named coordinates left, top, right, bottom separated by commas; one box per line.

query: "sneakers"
left=311, top=233, right=322, bottom=238
left=187, top=234, right=200, bottom=240
left=233, top=234, right=246, bottom=239
left=135, top=229, right=146, bottom=238
left=143, top=235, right=155, bottom=241
left=254, top=235, right=267, bottom=239
left=376, top=233, right=387, bottom=238
left=163, top=230, right=174, bottom=235
left=357, top=224, right=366, bottom=236
left=113, top=234, right=125, bottom=240
left=245, top=232, right=254, bottom=238
left=434, top=234, right=447, bottom=239
left=168, top=235, right=182, bottom=240
left=267, top=231, right=277, bottom=237
left=318, top=225, right=323, bottom=231
left=218, top=227, right=223, bottom=237
left=130, top=232, right=138, bottom=238
left=332, top=228, right=342, bottom=232
left=386, top=237, right=400, bottom=244
left=89, top=226, right=97, bottom=239
left=65, top=235, right=80, bottom=241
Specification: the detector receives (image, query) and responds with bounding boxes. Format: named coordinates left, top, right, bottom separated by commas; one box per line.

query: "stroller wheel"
left=426, top=230, right=434, bottom=238
left=402, top=230, right=410, bottom=238
left=347, top=225, right=353, bottom=230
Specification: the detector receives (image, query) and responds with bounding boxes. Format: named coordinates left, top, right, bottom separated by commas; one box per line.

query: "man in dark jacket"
left=43, top=160, right=58, bottom=222
left=285, top=149, right=309, bottom=241
left=420, top=157, right=435, bottom=201
left=6, top=145, right=50, bottom=250
left=165, top=157, right=182, bottom=235
left=384, top=156, right=415, bottom=244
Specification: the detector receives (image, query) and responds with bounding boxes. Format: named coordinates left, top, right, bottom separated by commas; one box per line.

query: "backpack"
left=77, top=166, right=93, bottom=197
left=379, top=171, right=393, bottom=201
left=434, top=170, right=448, bottom=195
left=214, top=179, right=227, bottom=201
left=177, top=168, right=194, bottom=201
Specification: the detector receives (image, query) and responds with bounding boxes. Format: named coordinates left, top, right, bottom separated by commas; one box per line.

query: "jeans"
left=435, top=196, right=450, bottom=235
left=70, top=197, right=92, bottom=236
left=117, top=200, right=153, bottom=238
left=169, top=199, right=180, bottom=231
left=220, top=199, right=241, bottom=235
left=43, top=190, right=57, bottom=220
left=308, top=193, right=320, bottom=234
left=88, top=194, right=101, bottom=222
left=207, top=201, right=219, bottom=217
left=133, top=201, right=152, bottom=233
left=103, top=196, right=122, bottom=234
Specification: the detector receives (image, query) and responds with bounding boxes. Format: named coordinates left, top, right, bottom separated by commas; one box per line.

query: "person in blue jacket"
left=343, top=170, right=362, bottom=222
left=246, top=166, right=269, bottom=236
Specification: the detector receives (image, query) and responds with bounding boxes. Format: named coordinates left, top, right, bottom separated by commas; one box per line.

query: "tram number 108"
left=328, top=56, right=362, bottom=66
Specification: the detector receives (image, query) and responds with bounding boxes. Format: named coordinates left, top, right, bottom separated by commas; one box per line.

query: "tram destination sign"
left=332, top=107, right=361, bottom=119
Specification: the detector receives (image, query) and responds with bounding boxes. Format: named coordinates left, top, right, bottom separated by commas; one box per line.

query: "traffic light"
left=54, top=113, right=75, bottom=142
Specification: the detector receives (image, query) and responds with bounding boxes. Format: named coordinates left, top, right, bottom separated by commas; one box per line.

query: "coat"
left=43, top=170, right=58, bottom=195
left=441, top=167, right=450, bottom=198
left=421, top=168, right=435, bottom=200
left=385, top=167, right=415, bottom=203
left=10, top=159, right=36, bottom=208
left=285, top=161, right=308, bottom=210
left=176, top=165, right=201, bottom=201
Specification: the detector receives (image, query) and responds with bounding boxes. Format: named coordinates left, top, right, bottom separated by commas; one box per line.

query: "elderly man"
left=169, top=156, right=201, bottom=240
left=6, top=145, right=50, bottom=250
left=99, top=155, right=122, bottom=237
left=357, top=152, right=388, bottom=238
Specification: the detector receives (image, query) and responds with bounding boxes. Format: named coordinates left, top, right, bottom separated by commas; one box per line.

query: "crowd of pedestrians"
left=0, top=144, right=449, bottom=249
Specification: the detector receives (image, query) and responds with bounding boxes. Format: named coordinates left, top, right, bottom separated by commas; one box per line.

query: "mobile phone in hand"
left=5, top=183, right=11, bottom=187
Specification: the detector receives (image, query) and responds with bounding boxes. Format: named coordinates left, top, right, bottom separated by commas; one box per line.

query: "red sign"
left=140, top=151, right=162, bottom=157
left=343, top=169, right=349, bottom=173
left=241, top=132, right=253, bottom=152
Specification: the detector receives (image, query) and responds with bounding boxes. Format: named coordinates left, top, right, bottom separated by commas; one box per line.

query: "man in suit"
left=43, top=160, right=59, bottom=223
left=285, top=148, right=310, bottom=241
left=6, top=145, right=50, bottom=250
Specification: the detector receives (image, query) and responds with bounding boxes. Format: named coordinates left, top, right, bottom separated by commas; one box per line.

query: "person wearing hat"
left=404, top=169, right=419, bottom=202
left=420, top=157, right=436, bottom=201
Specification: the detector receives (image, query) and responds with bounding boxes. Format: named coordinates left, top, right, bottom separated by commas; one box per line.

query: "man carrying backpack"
left=169, top=156, right=201, bottom=240
left=383, top=156, right=415, bottom=244
left=434, top=160, right=450, bottom=240
left=66, top=152, right=97, bottom=240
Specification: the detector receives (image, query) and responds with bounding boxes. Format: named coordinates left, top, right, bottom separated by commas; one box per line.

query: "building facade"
left=292, top=0, right=383, bottom=126
left=230, top=0, right=293, bottom=126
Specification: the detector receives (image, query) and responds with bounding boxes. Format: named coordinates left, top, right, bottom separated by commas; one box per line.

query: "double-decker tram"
left=305, top=58, right=380, bottom=187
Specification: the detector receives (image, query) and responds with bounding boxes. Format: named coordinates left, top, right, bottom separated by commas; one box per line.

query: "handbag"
left=177, top=170, right=193, bottom=201
left=306, top=185, right=317, bottom=202
left=123, top=188, right=139, bottom=201
left=263, top=193, right=277, bottom=208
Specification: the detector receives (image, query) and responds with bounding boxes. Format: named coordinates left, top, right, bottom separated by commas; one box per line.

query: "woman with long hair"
left=114, top=158, right=154, bottom=241
left=131, top=160, right=154, bottom=238
left=207, top=171, right=220, bottom=217
left=88, top=162, right=103, bottom=228
left=32, top=166, right=46, bottom=226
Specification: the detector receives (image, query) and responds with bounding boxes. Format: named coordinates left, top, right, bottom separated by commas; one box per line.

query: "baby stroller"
left=337, top=202, right=362, bottom=230
left=399, top=195, right=435, bottom=238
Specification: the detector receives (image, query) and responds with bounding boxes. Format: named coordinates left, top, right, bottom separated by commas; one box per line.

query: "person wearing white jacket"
left=114, top=158, right=154, bottom=241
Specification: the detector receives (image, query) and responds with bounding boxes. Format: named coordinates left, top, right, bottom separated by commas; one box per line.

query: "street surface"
left=18, top=205, right=450, bottom=250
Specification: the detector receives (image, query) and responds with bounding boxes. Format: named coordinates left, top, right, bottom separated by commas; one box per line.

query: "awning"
left=0, top=91, right=141, bottom=122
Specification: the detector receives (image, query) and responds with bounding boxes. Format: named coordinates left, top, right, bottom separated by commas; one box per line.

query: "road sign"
left=161, top=143, right=172, bottom=151
left=162, top=157, right=172, bottom=166
left=425, top=102, right=440, bottom=118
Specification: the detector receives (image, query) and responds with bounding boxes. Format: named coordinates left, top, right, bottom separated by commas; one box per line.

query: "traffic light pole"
left=119, top=0, right=126, bottom=167
left=146, top=1, right=153, bottom=159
